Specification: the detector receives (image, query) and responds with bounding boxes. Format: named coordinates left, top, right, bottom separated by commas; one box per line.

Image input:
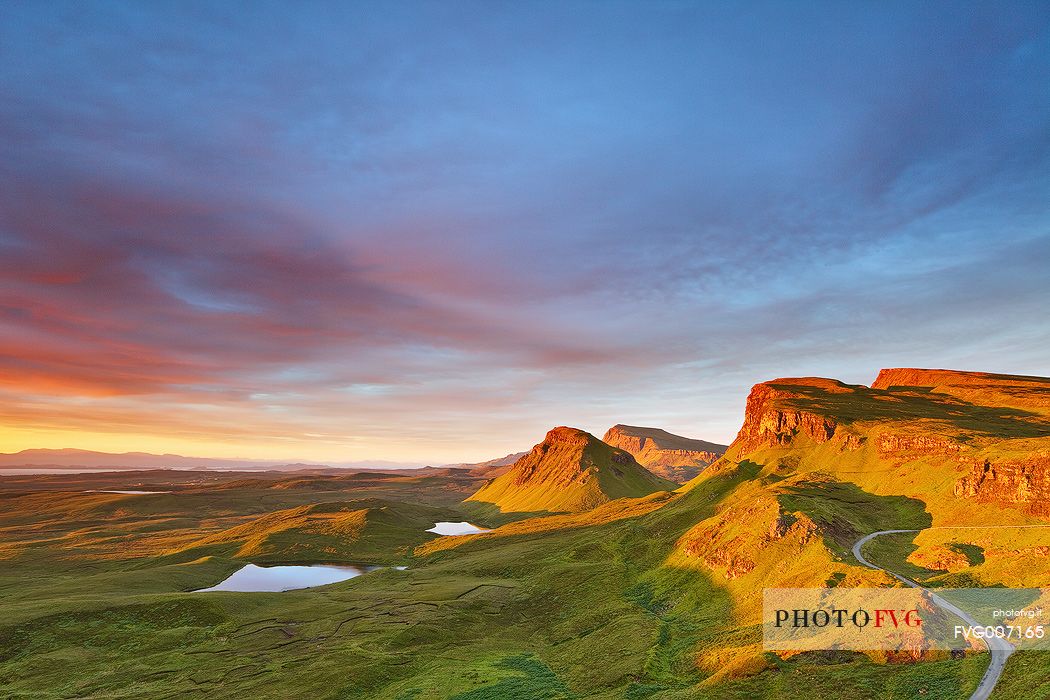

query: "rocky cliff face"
left=728, top=370, right=1050, bottom=519
left=875, top=433, right=963, bottom=456
left=602, top=425, right=726, bottom=483
left=955, top=457, right=1050, bottom=516
left=732, top=379, right=845, bottom=454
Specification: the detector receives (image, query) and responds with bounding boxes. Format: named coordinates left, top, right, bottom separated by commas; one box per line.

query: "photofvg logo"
left=762, top=588, right=1050, bottom=652
left=773, top=606, right=923, bottom=630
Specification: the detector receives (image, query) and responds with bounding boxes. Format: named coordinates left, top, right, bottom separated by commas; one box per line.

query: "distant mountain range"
left=0, top=448, right=424, bottom=471
left=439, top=451, right=527, bottom=477
left=1, top=426, right=727, bottom=479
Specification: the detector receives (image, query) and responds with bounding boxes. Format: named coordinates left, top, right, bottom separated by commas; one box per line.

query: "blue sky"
left=1, top=1, right=1048, bottom=462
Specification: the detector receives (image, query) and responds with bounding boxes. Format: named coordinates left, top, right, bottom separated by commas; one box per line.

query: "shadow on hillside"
left=775, top=479, right=946, bottom=580
left=457, top=500, right=558, bottom=527
left=778, top=480, right=932, bottom=553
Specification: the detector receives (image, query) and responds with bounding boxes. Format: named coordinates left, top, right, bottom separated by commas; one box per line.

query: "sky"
left=1, top=1, right=1049, bottom=464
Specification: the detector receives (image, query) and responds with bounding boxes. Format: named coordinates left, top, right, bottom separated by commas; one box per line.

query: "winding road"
left=851, top=529, right=1016, bottom=700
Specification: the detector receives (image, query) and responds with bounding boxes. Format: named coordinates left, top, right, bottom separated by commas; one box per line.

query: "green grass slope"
left=177, top=498, right=461, bottom=565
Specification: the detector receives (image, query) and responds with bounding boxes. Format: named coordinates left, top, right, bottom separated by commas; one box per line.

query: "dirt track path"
left=849, top=527, right=1050, bottom=700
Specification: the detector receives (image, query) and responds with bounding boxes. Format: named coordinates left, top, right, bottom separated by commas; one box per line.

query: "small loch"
left=427, top=521, right=492, bottom=536
left=196, top=563, right=378, bottom=592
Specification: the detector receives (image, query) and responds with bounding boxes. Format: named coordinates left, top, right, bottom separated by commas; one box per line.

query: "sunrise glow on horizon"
left=2, top=2, right=1049, bottom=464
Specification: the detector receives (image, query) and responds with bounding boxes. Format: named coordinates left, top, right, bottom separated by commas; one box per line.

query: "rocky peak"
left=541, top=426, right=594, bottom=448
left=602, top=424, right=727, bottom=483
left=466, top=426, right=675, bottom=513
left=603, top=424, right=726, bottom=454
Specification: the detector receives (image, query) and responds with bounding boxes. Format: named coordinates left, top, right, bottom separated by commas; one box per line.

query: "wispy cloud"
left=1, top=1, right=1048, bottom=461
